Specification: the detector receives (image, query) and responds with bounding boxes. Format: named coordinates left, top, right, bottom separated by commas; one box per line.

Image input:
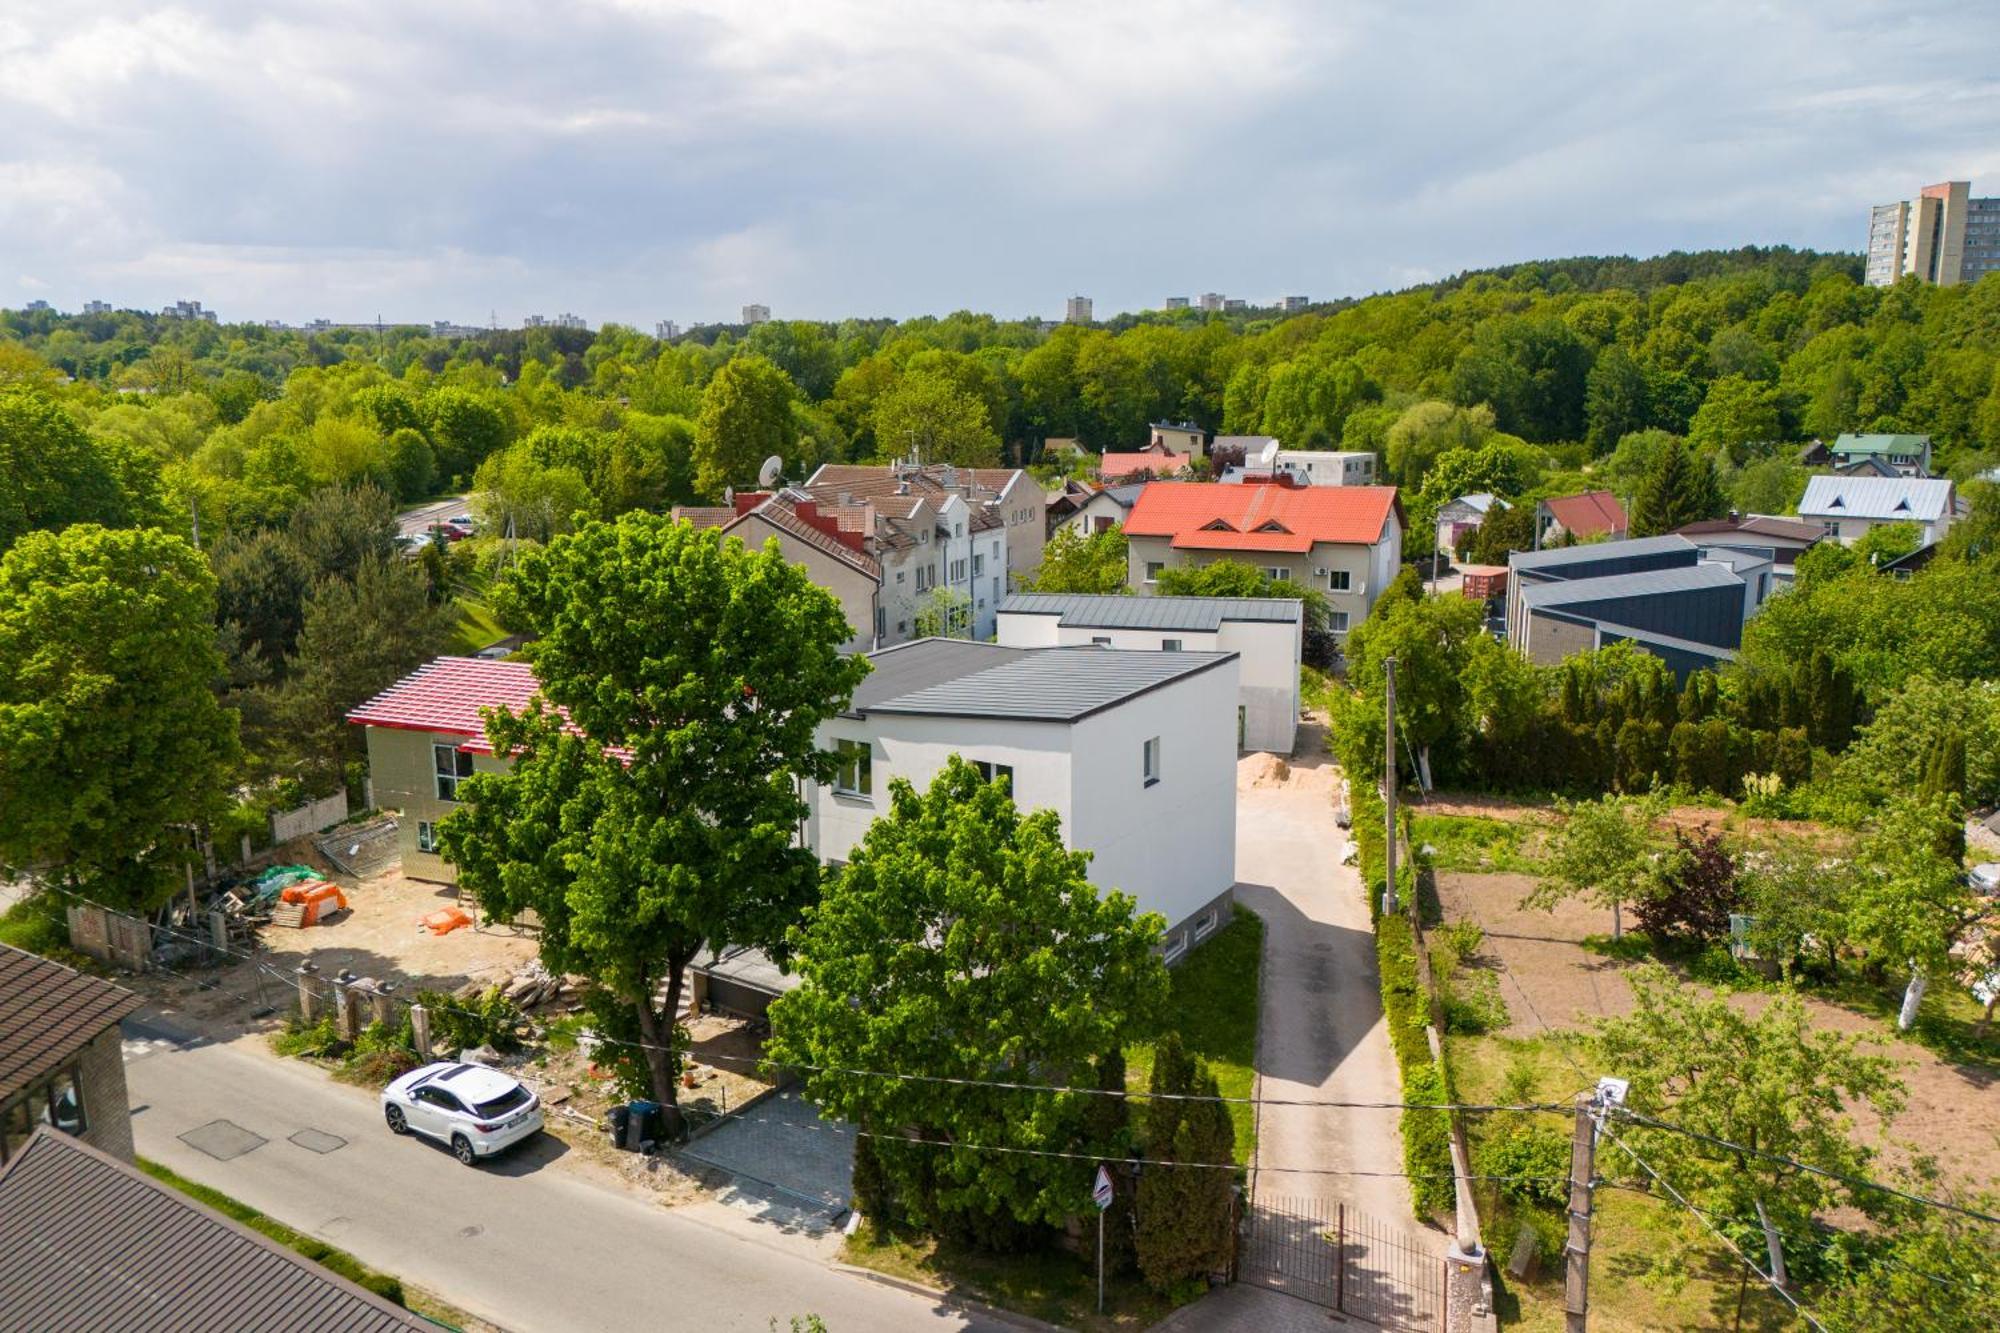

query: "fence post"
left=368, top=979, right=398, bottom=1027
left=1336, top=1202, right=1346, bottom=1311
left=333, top=974, right=362, bottom=1041
left=296, top=962, right=320, bottom=1022
left=207, top=909, right=228, bottom=956
left=410, top=1002, right=432, bottom=1058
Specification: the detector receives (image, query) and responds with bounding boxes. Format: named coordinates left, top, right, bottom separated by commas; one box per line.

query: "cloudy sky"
left=4, top=1, right=1997, bottom=327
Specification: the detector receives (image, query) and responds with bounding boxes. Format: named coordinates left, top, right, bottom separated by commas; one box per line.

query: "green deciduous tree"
left=1851, top=794, right=1981, bottom=1030
left=871, top=369, right=1002, bottom=468
left=1523, top=793, right=1664, bottom=938
left=1026, top=525, right=1128, bottom=594
left=0, top=388, right=162, bottom=550
left=767, top=757, right=1168, bottom=1244
left=0, top=525, right=241, bottom=908
left=693, top=354, right=799, bottom=498
left=441, top=514, right=866, bottom=1107
left=1685, top=374, right=1782, bottom=459
left=1591, top=965, right=1903, bottom=1281
left=425, top=387, right=510, bottom=482
left=1384, top=400, right=1495, bottom=487
left=1133, top=1033, right=1236, bottom=1292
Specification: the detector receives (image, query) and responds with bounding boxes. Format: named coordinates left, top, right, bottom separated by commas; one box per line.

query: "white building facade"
left=806, top=641, right=1240, bottom=956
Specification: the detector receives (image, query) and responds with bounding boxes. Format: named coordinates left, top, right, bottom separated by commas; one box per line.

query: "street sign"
left=1093, top=1165, right=1114, bottom=1211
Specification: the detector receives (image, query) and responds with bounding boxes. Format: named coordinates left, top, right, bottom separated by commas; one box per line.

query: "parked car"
left=1970, top=863, right=2000, bottom=897
left=426, top=523, right=466, bottom=543
left=445, top=514, right=476, bottom=536
left=381, top=1062, right=543, bottom=1165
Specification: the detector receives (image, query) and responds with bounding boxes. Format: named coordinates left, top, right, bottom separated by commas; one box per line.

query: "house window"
left=417, top=821, right=438, bottom=854
left=1330, top=611, right=1350, bottom=633
left=834, top=739, right=873, bottom=797
left=1142, top=736, right=1160, bottom=787
left=896, top=570, right=906, bottom=584
left=973, top=760, right=1014, bottom=790
left=1162, top=931, right=1188, bottom=965
left=1161, top=638, right=1183, bottom=652
left=1092, top=635, right=1112, bottom=646
left=1094, top=517, right=1114, bottom=533
left=1144, top=561, right=1164, bottom=583
left=1193, top=909, right=1219, bottom=941
left=1325, top=569, right=1352, bottom=592
left=972, top=553, right=984, bottom=577
left=3, top=1066, right=86, bottom=1163
left=1265, top=567, right=1292, bottom=582
left=434, top=744, right=474, bottom=801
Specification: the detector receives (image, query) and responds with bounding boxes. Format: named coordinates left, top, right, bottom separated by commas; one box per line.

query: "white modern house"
left=806, top=639, right=1240, bottom=959
left=996, top=593, right=1301, bottom=753
left=1796, top=475, right=1957, bottom=547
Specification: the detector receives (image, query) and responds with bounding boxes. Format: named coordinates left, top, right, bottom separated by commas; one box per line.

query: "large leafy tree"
left=693, top=353, right=799, bottom=498
left=870, top=368, right=1002, bottom=467
left=0, top=388, right=162, bottom=550
left=440, top=514, right=866, bottom=1106
left=767, top=758, right=1169, bottom=1243
left=1342, top=589, right=1493, bottom=786
left=1850, top=794, right=1983, bottom=1030
left=1025, top=525, right=1129, bottom=594
left=1592, top=966, right=1903, bottom=1281
left=0, top=526, right=241, bottom=908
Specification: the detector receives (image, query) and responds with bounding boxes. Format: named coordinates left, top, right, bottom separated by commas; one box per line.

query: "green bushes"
left=414, top=985, right=524, bottom=1054
left=1134, top=1034, right=1236, bottom=1294
left=1377, top=915, right=1454, bottom=1217
left=271, top=1014, right=341, bottom=1058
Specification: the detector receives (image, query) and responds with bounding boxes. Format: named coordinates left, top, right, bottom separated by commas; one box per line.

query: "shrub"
left=416, top=985, right=524, bottom=1054
left=272, top=1014, right=342, bottom=1058
left=1473, top=1121, right=1570, bottom=1210
left=1378, top=915, right=1454, bottom=1216
left=1630, top=826, right=1740, bottom=943
left=1134, top=1033, right=1237, bottom=1292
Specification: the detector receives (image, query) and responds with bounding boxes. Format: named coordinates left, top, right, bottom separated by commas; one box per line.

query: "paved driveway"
left=678, top=1087, right=855, bottom=1223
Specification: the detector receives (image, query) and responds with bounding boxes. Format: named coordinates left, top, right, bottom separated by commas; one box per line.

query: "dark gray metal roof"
left=1509, top=534, right=1695, bottom=573
left=849, top=639, right=1030, bottom=712
left=1519, top=562, right=1743, bottom=608
left=864, top=646, right=1236, bottom=722
left=1, top=943, right=143, bottom=1101
left=0, top=1129, right=432, bottom=1331
left=998, top=593, right=1301, bottom=631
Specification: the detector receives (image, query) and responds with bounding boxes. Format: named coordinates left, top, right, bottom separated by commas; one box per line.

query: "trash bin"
left=626, top=1099, right=661, bottom=1151
left=607, top=1104, right=631, bottom=1149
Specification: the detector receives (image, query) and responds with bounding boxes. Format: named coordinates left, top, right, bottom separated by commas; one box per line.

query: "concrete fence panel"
left=270, top=789, right=351, bottom=844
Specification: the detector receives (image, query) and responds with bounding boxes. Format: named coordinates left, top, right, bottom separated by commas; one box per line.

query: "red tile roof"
left=1098, top=452, right=1192, bottom=481
left=1124, top=482, right=1401, bottom=549
left=1540, top=490, right=1626, bottom=538
left=346, top=657, right=545, bottom=750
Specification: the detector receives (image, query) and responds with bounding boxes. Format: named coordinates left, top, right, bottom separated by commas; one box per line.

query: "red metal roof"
left=1125, top=481, right=1400, bottom=549
left=1540, top=490, right=1626, bottom=538
left=346, top=657, right=544, bottom=749
left=1099, top=452, right=1191, bottom=480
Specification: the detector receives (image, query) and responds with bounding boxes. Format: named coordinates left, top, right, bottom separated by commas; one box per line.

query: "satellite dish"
left=758, top=455, right=784, bottom=488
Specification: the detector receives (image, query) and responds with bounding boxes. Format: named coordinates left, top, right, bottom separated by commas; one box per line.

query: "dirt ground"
left=1436, top=869, right=2000, bottom=1192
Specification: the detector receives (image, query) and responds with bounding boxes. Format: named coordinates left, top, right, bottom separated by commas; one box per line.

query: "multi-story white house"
left=1796, top=475, right=1957, bottom=547
left=996, top=593, right=1301, bottom=753
left=805, top=462, right=1046, bottom=590
left=807, top=639, right=1240, bottom=957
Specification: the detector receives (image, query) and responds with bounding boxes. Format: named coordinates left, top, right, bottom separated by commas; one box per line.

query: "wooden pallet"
left=268, top=901, right=307, bottom=928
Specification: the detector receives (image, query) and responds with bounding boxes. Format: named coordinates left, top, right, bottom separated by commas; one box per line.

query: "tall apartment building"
left=82, top=300, right=112, bottom=315
left=655, top=320, right=680, bottom=340
left=1866, top=180, right=2000, bottom=287
left=1198, top=292, right=1224, bottom=312
left=161, top=299, right=217, bottom=323
left=1165, top=296, right=1190, bottom=311
left=1065, top=295, right=1093, bottom=323
left=1280, top=295, right=1309, bottom=313
left=742, top=304, right=771, bottom=325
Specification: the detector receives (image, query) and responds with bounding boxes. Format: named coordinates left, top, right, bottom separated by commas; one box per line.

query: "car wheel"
left=452, top=1134, right=477, bottom=1166
left=384, top=1104, right=408, bottom=1136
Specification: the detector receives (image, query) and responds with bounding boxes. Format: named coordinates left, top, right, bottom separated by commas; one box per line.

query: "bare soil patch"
left=1437, top=870, right=2000, bottom=1191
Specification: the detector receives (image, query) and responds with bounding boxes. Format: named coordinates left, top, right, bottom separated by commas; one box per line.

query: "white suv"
left=382, top=1061, right=543, bottom=1165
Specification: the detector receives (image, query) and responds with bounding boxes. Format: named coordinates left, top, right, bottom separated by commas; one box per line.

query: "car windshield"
left=474, top=1086, right=531, bottom=1118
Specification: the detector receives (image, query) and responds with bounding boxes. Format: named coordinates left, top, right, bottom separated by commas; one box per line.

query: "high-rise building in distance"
left=1866, top=180, right=2000, bottom=287
left=656, top=320, right=679, bottom=339
left=1280, top=295, right=1309, bottom=313
left=1164, top=296, right=1190, bottom=311
left=1198, top=292, right=1224, bottom=312
left=1064, top=295, right=1092, bottom=323
left=742, top=304, right=771, bottom=325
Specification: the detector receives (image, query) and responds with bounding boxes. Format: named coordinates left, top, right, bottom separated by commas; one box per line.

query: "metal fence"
left=1236, top=1196, right=1445, bottom=1331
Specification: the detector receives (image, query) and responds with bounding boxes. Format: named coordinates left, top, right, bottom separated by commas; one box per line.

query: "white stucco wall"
left=804, top=656, right=1239, bottom=942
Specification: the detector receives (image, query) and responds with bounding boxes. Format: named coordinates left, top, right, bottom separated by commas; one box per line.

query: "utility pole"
left=1563, top=1093, right=1596, bottom=1333
left=1383, top=656, right=1398, bottom=917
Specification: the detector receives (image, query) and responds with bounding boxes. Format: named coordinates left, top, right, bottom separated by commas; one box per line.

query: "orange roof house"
left=1536, top=491, right=1627, bottom=545
left=1098, top=442, right=1192, bottom=482
left=1120, top=481, right=1405, bottom=635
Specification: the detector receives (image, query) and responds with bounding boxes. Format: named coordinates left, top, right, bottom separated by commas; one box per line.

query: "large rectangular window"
left=417, top=820, right=438, bottom=854
left=1326, top=569, right=1352, bottom=592
left=1143, top=736, right=1161, bottom=787
left=834, top=739, right=873, bottom=797
left=973, top=760, right=1014, bottom=790
left=434, top=744, right=474, bottom=802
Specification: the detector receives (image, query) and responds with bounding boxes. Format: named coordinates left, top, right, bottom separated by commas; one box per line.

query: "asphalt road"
left=397, top=494, right=472, bottom=540
left=124, top=1019, right=999, bottom=1333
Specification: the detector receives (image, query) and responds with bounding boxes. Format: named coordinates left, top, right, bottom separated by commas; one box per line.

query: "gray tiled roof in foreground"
left=1519, top=561, right=1742, bottom=608
left=860, top=641, right=1235, bottom=722
left=1508, top=534, right=1696, bottom=573
left=999, top=593, right=1302, bottom=632
left=848, top=639, right=1030, bottom=711
left=0, top=1129, right=431, bottom=1331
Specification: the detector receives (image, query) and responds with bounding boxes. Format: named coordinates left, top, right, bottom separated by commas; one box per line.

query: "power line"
left=1600, top=1125, right=1830, bottom=1333
left=1613, top=1108, right=2000, bottom=1229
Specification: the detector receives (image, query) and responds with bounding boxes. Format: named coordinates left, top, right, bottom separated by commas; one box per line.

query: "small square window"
left=1144, top=561, right=1164, bottom=583
left=834, top=738, right=873, bottom=797
left=1162, top=932, right=1188, bottom=965
left=973, top=760, right=1014, bottom=790
left=1161, top=638, right=1182, bottom=652
left=1193, top=909, right=1219, bottom=941
left=1143, top=736, right=1160, bottom=787
left=1326, top=569, right=1352, bottom=592
left=1330, top=610, right=1350, bottom=633
left=417, top=820, right=438, bottom=854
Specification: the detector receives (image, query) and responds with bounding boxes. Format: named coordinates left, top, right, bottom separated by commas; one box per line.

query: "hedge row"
left=1349, top=780, right=1454, bottom=1219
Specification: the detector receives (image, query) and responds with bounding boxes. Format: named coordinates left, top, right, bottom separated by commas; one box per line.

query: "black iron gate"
left=1235, top=1196, right=1446, bottom=1331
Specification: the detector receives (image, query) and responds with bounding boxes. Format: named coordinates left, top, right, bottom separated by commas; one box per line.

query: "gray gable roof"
left=849, top=639, right=1030, bottom=712
left=857, top=643, right=1234, bottom=722
left=1510, top=534, right=1695, bottom=573
left=1519, top=561, right=1743, bottom=609
left=1799, top=475, right=1954, bottom=522
left=999, top=593, right=1301, bottom=631
left=0, top=1129, right=431, bottom=1331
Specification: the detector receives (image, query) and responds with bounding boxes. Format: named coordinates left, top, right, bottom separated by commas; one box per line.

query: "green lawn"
left=1126, top=905, right=1263, bottom=1161
left=138, top=1158, right=473, bottom=1328
left=1411, top=812, right=1543, bottom=874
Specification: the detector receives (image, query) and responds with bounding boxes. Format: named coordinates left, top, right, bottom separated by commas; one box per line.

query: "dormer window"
left=1200, top=519, right=1236, bottom=532
left=1254, top=520, right=1291, bottom=533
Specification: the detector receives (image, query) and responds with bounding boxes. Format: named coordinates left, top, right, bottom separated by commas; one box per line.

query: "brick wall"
left=75, top=1025, right=134, bottom=1162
